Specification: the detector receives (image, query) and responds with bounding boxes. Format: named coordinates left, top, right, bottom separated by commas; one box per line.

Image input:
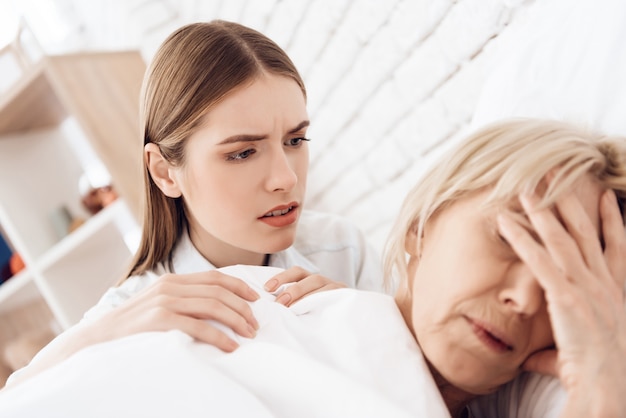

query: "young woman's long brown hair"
left=124, top=20, right=306, bottom=281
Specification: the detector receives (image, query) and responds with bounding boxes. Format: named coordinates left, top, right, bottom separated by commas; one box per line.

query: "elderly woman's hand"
left=498, top=189, right=626, bottom=418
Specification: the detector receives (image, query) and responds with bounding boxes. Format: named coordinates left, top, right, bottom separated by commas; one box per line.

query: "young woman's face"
left=404, top=179, right=603, bottom=395
left=170, top=74, right=309, bottom=267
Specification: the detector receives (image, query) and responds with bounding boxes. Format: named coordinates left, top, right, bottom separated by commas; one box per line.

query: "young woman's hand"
left=96, top=270, right=260, bottom=352
left=498, top=189, right=626, bottom=417
left=263, top=266, right=347, bottom=307
left=5, top=270, right=260, bottom=388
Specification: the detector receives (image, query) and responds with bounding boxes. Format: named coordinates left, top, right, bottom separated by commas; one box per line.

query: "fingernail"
left=225, top=339, right=239, bottom=352
left=250, top=316, right=259, bottom=330
left=275, top=292, right=291, bottom=306
left=264, top=278, right=278, bottom=291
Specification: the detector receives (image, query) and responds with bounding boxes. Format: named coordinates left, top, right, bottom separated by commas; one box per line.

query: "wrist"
left=563, top=373, right=624, bottom=418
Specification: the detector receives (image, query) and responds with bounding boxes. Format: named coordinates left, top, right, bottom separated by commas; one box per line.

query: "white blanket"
left=0, top=265, right=450, bottom=418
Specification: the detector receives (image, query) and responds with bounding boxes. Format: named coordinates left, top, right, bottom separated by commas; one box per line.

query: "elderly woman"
left=386, top=118, right=626, bottom=417
left=0, top=118, right=624, bottom=418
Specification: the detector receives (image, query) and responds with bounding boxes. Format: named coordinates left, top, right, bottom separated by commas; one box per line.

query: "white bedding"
left=0, top=265, right=449, bottom=418
left=471, top=0, right=626, bottom=136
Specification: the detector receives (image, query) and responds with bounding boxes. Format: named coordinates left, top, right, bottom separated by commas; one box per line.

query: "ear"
left=144, top=143, right=182, bottom=198
left=404, top=225, right=421, bottom=257
left=403, top=225, right=421, bottom=291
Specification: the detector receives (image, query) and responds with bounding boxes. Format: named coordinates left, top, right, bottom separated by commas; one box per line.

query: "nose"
left=499, top=263, right=545, bottom=317
left=266, top=147, right=298, bottom=192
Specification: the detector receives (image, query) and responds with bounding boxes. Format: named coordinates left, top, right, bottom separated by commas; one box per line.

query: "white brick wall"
left=18, top=0, right=538, bottom=254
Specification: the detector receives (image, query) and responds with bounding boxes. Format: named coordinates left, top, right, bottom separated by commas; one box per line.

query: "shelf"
left=0, top=200, right=138, bottom=320
left=0, top=46, right=145, bottom=348
left=42, top=224, right=133, bottom=328
left=0, top=64, right=67, bottom=135
left=36, top=199, right=131, bottom=271
left=0, top=126, right=88, bottom=262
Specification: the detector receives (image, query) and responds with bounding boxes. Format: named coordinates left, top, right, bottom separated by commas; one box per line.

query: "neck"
left=189, top=228, right=267, bottom=268
left=394, top=283, right=414, bottom=331
left=429, top=362, right=476, bottom=417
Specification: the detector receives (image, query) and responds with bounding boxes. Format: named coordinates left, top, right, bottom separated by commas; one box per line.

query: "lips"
left=258, top=203, right=299, bottom=227
left=466, top=317, right=514, bottom=353
left=262, top=206, right=296, bottom=218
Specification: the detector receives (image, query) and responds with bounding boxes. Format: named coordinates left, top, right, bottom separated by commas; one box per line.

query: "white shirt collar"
left=171, top=231, right=319, bottom=274
left=171, top=232, right=215, bottom=274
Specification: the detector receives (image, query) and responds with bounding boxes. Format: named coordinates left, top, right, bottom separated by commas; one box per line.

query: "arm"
left=5, top=270, right=260, bottom=388
left=498, top=189, right=626, bottom=417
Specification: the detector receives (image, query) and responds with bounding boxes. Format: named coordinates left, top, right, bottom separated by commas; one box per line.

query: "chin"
left=444, top=369, right=514, bottom=396
left=427, top=353, right=509, bottom=397
left=263, top=234, right=296, bottom=253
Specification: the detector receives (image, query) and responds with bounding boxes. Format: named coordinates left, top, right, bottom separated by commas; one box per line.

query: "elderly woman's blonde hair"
left=384, top=118, right=626, bottom=288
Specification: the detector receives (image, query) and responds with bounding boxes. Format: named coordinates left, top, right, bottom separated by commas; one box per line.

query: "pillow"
left=471, top=0, right=626, bottom=136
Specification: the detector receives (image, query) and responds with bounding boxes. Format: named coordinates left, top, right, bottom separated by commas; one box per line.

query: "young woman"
left=1, top=118, right=623, bottom=418
left=4, top=20, right=382, bottom=387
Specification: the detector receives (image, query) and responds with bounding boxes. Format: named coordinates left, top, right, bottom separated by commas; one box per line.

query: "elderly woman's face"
left=404, top=179, right=603, bottom=395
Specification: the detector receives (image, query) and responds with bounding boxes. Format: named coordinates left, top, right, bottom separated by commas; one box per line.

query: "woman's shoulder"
left=295, top=210, right=363, bottom=248
left=82, top=265, right=166, bottom=321
left=291, top=210, right=384, bottom=292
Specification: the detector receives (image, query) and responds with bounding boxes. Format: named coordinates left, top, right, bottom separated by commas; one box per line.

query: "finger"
left=169, top=271, right=260, bottom=301
left=264, top=266, right=310, bottom=291
left=102, top=291, right=252, bottom=349
left=275, top=275, right=325, bottom=305
left=110, top=298, right=246, bottom=349
left=601, top=190, right=626, bottom=288
left=166, top=296, right=258, bottom=337
left=174, top=315, right=240, bottom=353
left=196, top=285, right=259, bottom=330
left=148, top=281, right=259, bottom=331
left=275, top=275, right=346, bottom=306
left=202, top=271, right=261, bottom=301
left=497, top=213, right=567, bottom=294
left=519, top=192, right=587, bottom=280
left=522, top=348, right=559, bottom=377
left=553, top=190, right=610, bottom=281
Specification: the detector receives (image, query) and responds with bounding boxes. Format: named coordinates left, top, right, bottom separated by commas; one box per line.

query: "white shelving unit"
left=0, top=24, right=145, bottom=382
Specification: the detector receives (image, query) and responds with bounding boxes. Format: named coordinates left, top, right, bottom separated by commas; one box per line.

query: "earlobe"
left=144, top=143, right=182, bottom=198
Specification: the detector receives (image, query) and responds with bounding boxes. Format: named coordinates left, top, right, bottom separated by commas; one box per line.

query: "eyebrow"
left=217, top=120, right=310, bottom=145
